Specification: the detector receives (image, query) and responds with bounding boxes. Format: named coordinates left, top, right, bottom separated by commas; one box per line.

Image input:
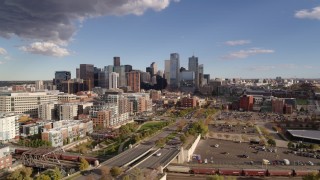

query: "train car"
left=267, top=170, right=293, bottom=176
left=191, top=168, right=216, bottom=175
left=166, top=165, right=191, bottom=173
left=293, top=170, right=319, bottom=176
left=60, top=154, right=79, bottom=162
left=218, top=169, right=242, bottom=176
left=15, top=149, right=29, bottom=155
left=243, top=169, right=267, bottom=176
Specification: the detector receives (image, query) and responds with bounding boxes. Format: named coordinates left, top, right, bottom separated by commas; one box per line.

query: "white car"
left=214, top=144, right=219, bottom=148
left=308, top=161, right=314, bottom=166
left=156, top=153, right=162, bottom=157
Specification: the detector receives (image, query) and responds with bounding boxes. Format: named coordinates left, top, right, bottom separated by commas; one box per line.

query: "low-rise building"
left=0, top=145, right=12, bottom=170
left=181, top=96, right=198, bottom=108
left=41, top=120, right=93, bottom=147
left=0, top=113, right=19, bottom=141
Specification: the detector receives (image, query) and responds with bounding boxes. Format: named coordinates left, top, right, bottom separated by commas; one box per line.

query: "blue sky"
left=0, top=0, right=320, bottom=80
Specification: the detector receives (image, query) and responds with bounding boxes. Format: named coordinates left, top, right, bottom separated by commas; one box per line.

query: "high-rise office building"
left=109, top=72, right=119, bottom=89
left=164, top=60, right=171, bottom=85
left=127, top=71, right=141, bottom=92
left=35, top=80, right=44, bottom=91
left=124, top=65, right=132, bottom=72
left=170, top=53, right=180, bottom=88
left=114, top=57, right=120, bottom=66
left=53, top=71, right=71, bottom=91
left=80, top=64, right=94, bottom=91
left=150, top=62, right=157, bottom=76
left=114, top=66, right=126, bottom=87
left=76, top=68, right=80, bottom=79
left=146, top=67, right=152, bottom=76
left=198, top=64, right=204, bottom=87
left=94, top=67, right=101, bottom=87
left=204, top=74, right=210, bottom=85
left=188, top=55, right=199, bottom=89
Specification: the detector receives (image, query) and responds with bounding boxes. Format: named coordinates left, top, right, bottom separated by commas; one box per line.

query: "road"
left=137, top=146, right=180, bottom=169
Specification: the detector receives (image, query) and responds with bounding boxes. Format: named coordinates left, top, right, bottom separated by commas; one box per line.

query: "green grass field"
left=139, top=121, right=167, bottom=131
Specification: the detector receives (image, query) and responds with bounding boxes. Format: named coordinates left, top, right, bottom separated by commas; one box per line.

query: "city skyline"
left=1, top=0, right=320, bottom=80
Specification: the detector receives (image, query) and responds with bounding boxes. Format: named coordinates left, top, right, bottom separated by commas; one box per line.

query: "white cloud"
left=0, top=47, right=7, bottom=55
left=224, top=40, right=251, bottom=46
left=295, top=6, right=320, bottom=20
left=20, top=42, right=70, bottom=57
left=246, top=65, right=276, bottom=71
left=0, top=0, right=175, bottom=44
left=221, top=48, right=275, bottom=60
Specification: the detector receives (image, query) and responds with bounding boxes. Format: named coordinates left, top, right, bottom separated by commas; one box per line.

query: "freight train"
left=15, top=149, right=99, bottom=165
left=166, top=165, right=319, bottom=177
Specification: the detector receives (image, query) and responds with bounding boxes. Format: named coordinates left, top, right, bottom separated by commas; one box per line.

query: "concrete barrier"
left=178, top=134, right=201, bottom=163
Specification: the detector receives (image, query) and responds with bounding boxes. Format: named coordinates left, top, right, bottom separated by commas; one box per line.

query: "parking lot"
left=191, top=139, right=320, bottom=170
left=209, top=123, right=258, bottom=136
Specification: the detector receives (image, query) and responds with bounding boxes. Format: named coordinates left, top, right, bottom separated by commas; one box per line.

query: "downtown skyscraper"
left=188, top=55, right=199, bottom=89
left=169, top=53, right=180, bottom=88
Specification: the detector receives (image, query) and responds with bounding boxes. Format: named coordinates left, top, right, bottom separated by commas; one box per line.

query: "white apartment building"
left=0, top=92, right=58, bottom=118
left=35, top=80, right=44, bottom=91
left=57, top=103, right=78, bottom=120
left=38, top=102, right=57, bottom=120
left=0, top=113, right=19, bottom=141
left=109, top=72, right=119, bottom=89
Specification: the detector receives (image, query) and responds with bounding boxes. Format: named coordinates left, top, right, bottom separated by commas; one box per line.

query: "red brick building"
left=272, top=99, right=285, bottom=114
left=240, top=95, right=254, bottom=111
left=181, top=97, right=198, bottom=108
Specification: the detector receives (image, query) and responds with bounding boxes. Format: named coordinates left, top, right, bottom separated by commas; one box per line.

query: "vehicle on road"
left=262, top=159, right=270, bottom=165
left=283, top=159, right=290, bottom=165
left=156, top=153, right=162, bottom=157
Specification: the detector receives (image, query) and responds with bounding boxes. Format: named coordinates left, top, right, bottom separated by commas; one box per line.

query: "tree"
left=207, top=175, right=224, bottom=180
left=110, top=166, right=123, bottom=177
left=287, top=141, right=294, bottom=149
left=267, top=139, right=276, bottom=146
left=8, top=167, right=33, bottom=180
left=51, top=167, right=62, bottom=180
left=302, top=172, right=320, bottom=180
left=79, top=157, right=89, bottom=171
left=122, top=175, right=130, bottom=180
left=180, top=134, right=186, bottom=143
left=36, top=174, right=51, bottom=180
left=101, top=166, right=110, bottom=177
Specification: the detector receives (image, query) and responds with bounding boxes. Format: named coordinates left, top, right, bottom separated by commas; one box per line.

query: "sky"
left=0, top=0, right=320, bottom=80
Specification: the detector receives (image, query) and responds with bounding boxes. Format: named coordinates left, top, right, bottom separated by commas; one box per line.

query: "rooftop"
left=287, top=130, right=320, bottom=141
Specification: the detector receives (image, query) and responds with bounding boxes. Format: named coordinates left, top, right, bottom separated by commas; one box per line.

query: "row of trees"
left=287, top=141, right=319, bottom=150
left=7, top=167, right=62, bottom=180
left=18, top=139, right=51, bottom=148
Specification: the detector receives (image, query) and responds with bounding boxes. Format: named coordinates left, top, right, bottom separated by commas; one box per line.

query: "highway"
left=137, top=146, right=180, bottom=169
left=102, top=144, right=153, bottom=167
left=74, top=119, right=184, bottom=180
